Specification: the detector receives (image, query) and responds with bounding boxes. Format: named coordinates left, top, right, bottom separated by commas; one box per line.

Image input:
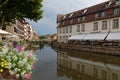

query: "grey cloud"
left=29, top=0, right=107, bottom=35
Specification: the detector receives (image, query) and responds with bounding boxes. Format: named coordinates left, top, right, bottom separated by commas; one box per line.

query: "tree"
left=39, top=35, right=46, bottom=40
left=0, top=0, right=43, bottom=28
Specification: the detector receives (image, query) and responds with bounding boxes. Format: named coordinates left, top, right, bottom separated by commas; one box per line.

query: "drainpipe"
left=109, top=16, right=111, bottom=33
left=105, top=16, right=111, bottom=41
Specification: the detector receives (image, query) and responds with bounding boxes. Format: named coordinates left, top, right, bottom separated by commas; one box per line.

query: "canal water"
left=32, top=45, right=120, bottom=80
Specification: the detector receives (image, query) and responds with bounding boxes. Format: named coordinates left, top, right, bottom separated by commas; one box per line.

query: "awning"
left=83, top=33, right=108, bottom=40
left=106, top=32, right=120, bottom=40
left=5, top=34, right=19, bottom=38
left=68, top=34, right=87, bottom=40
left=0, top=29, right=11, bottom=35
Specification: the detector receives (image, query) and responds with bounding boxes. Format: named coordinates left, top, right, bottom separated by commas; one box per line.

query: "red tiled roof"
left=57, top=0, right=120, bottom=27
left=61, top=1, right=110, bottom=21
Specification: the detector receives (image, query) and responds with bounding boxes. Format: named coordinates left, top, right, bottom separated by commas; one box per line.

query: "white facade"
left=57, top=17, right=120, bottom=43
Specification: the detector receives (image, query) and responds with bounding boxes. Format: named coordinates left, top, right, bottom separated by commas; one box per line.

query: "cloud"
left=28, top=0, right=108, bottom=35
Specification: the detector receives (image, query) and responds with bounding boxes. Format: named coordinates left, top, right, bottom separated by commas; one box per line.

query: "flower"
left=0, top=58, right=8, bottom=73
left=24, top=73, right=31, bottom=80
left=0, top=69, right=3, bottom=72
left=32, top=65, right=35, bottom=69
left=14, top=45, right=22, bottom=52
left=0, top=44, right=36, bottom=79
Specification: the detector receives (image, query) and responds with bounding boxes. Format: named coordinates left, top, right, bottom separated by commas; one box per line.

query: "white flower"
left=16, top=74, right=20, bottom=78
left=21, top=71, right=26, bottom=77
left=26, top=64, right=32, bottom=70
left=9, top=70, right=14, bottom=75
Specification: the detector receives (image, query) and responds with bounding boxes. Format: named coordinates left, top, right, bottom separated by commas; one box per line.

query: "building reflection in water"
left=57, top=50, right=120, bottom=80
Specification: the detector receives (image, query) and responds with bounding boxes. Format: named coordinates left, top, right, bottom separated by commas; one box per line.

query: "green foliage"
left=0, top=0, right=43, bottom=27
left=40, top=35, right=46, bottom=39
left=0, top=42, right=3, bottom=46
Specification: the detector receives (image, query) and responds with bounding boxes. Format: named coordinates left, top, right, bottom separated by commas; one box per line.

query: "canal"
left=32, top=45, right=120, bottom=80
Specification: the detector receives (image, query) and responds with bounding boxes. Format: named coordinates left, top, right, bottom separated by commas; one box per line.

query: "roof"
left=58, top=0, right=113, bottom=21
left=0, top=29, right=11, bottom=35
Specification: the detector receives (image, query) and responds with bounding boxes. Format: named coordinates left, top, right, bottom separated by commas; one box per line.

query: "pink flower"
left=15, top=46, right=22, bottom=52
left=27, top=54, right=31, bottom=58
left=24, top=73, right=31, bottom=80
left=32, top=65, right=35, bottom=69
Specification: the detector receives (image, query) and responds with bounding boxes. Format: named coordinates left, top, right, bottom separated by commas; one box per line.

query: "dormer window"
left=114, top=8, right=119, bottom=15
left=95, top=13, right=99, bottom=19
left=82, top=16, right=85, bottom=21
left=82, top=9, right=87, bottom=14
left=101, top=11, right=106, bottom=17
left=116, top=0, right=120, bottom=5
left=105, top=4, right=109, bottom=8
left=109, top=2, right=111, bottom=6
left=84, top=9, right=87, bottom=13
left=63, top=16, right=66, bottom=20
left=62, top=21, right=65, bottom=25
left=69, top=13, right=73, bottom=18
left=57, top=22, right=60, bottom=26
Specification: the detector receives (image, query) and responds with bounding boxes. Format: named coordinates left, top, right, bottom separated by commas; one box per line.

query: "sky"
left=28, top=0, right=108, bottom=36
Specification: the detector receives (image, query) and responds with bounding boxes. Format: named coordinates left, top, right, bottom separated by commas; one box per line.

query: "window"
left=2, top=26, right=6, bottom=30
left=94, top=22, right=98, bottom=31
left=66, top=36, right=68, bottom=42
left=82, top=16, right=85, bottom=21
left=63, top=27, right=66, bottom=33
left=102, top=70, right=107, bottom=80
left=62, top=21, right=65, bottom=25
left=63, top=36, right=65, bottom=42
left=105, top=3, right=110, bottom=8
left=93, top=68, right=98, bottom=77
left=63, top=16, right=66, bottom=20
left=102, top=21, right=107, bottom=30
left=70, top=19, right=73, bottom=24
left=66, top=26, right=68, bottom=33
left=77, top=17, right=81, bottom=23
left=77, top=25, right=80, bottom=32
left=116, top=0, right=120, bottom=5
left=101, top=11, right=106, bottom=17
left=81, top=24, right=85, bottom=32
left=60, top=28, right=61, bottom=34
left=70, top=26, right=72, bottom=33
left=95, top=13, right=99, bottom=19
left=66, top=60, right=68, bottom=67
left=14, top=27, right=17, bottom=33
left=69, top=61, right=72, bottom=68
left=113, top=19, right=119, bottom=29
left=114, top=8, right=119, bottom=15
left=69, top=13, right=73, bottom=18
left=112, top=73, right=118, bottom=80
left=57, top=28, right=59, bottom=34
left=77, top=64, right=80, bottom=72
left=63, top=27, right=65, bottom=33
left=81, top=65, right=85, bottom=73
left=57, top=22, right=60, bottom=26
left=60, top=36, right=62, bottom=42
left=82, top=9, right=87, bottom=14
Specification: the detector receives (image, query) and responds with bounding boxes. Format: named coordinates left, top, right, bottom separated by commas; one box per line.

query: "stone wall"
left=52, top=42, right=120, bottom=56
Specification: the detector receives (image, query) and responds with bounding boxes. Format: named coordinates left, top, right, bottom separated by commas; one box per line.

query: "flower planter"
left=0, top=69, right=16, bottom=80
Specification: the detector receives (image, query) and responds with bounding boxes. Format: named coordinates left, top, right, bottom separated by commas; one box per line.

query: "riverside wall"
left=52, top=42, right=120, bottom=56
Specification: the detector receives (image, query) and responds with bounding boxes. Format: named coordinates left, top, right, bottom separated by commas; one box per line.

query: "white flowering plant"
left=0, top=45, right=36, bottom=80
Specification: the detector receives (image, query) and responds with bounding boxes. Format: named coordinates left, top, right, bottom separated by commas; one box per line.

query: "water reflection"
left=57, top=50, right=120, bottom=80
